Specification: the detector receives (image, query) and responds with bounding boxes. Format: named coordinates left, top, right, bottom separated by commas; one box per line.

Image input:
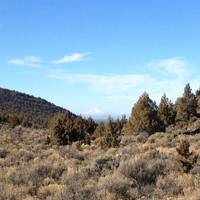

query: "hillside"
left=0, top=87, right=73, bottom=117
left=0, top=87, right=76, bottom=128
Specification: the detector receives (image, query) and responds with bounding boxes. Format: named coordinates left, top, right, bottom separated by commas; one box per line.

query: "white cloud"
left=50, top=53, right=90, bottom=64
left=148, top=57, right=189, bottom=78
left=8, top=52, right=90, bottom=67
left=49, top=72, right=156, bottom=95
left=8, top=56, right=41, bottom=67
left=48, top=56, right=198, bottom=104
left=11, top=56, right=196, bottom=108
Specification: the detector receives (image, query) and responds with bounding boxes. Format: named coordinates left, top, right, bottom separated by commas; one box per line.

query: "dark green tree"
left=130, top=92, right=161, bottom=134
left=158, top=93, right=175, bottom=128
left=195, top=88, right=200, bottom=115
left=52, top=118, right=66, bottom=144
left=175, top=83, right=197, bottom=123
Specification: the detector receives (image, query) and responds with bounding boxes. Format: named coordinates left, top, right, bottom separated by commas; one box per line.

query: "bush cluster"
left=93, top=116, right=127, bottom=148
left=0, top=112, right=47, bottom=128
left=49, top=112, right=97, bottom=145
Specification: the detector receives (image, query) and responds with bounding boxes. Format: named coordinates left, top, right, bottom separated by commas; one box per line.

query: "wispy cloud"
left=50, top=53, right=90, bottom=64
left=147, top=57, right=189, bottom=78
left=8, top=56, right=41, bottom=67
left=8, top=55, right=198, bottom=106
left=8, top=52, right=91, bottom=67
left=49, top=72, right=155, bottom=94
left=47, top=57, right=198, bottom=103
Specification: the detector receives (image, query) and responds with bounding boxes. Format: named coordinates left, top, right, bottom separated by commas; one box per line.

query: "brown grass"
left=0, top=124, right=199, bottom=199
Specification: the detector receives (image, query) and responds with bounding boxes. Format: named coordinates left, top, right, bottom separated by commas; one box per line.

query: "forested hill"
left=0, top=87, right=76, bottom=127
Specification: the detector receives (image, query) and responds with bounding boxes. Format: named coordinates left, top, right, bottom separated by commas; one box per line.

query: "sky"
left=0, top=0, right=200, bottom=118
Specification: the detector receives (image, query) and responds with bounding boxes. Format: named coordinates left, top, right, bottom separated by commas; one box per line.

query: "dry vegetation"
left=1, top=84, right=200, bottom=199
left=0, top=124, right=200, bottom=200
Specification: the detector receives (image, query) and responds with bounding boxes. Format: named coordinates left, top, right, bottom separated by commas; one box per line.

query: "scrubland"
left=0, top=124, right=200, bottom=200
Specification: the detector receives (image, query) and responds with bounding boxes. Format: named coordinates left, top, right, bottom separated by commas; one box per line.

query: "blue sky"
left=1, top=0, right=200, bottom=117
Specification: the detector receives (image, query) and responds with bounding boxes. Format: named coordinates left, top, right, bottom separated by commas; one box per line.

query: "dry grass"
left=0, top=124, right=199, bottom=199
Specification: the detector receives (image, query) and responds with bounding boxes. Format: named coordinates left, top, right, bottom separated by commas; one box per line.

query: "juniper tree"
left=103, top=117, right=120, bottom=148
left=176, top=138, right=198, bottom=173
left=130, top=92, right=161, bottom=134
left=55, top=119, right=67, bottom=144
left=195, top=88, right=200, bottom=115
left=49, top=112, right=97, bottom=145
left=93, top=116, right=124, bottom=148
left=158, top=93, right=175, bottom=128
left=175, top=83, right=197, bottom=123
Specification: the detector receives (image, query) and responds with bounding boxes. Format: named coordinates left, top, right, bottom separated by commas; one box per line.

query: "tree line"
left=50, top=83, right=200, bottom=147
left=1, top=84, right=200, bottom=148
left=130, top=83, right=198, bottom=134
